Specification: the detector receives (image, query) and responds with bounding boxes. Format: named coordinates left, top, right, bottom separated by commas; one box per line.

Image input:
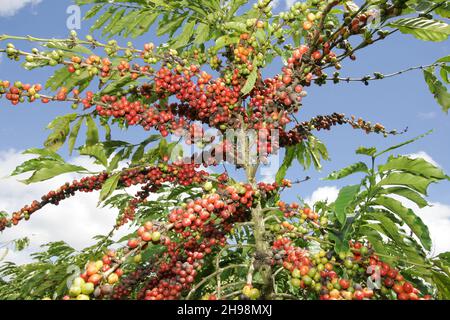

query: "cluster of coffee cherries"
left=155, top=65, right=242, bottom=130
left=67, top=54, right=150, bottom=80
left=82, top=34, right=158, bottom=65
left=272, top=236, right=431, bottom=300
left=258, top=180, right=291, bottom=194
left=3, top=172, right=109, bottom=230
left=241, top=284, right=261, bottom=300
left=108, top=179, right=283, bottom=300
left=65, top=250, right=123, bottom=300
left=227, top=33, right=266, bottom=81
left=95, top=96, right=187, bottom=137
left=280, top=112, right=396, bottom=147
left=127, top=183, right=258, bottom=300
left=277, top=202, right=319, bottom=220
left=0, top=163, right=208, bottom=232
left=280, top=113, right=347, bottom=147
left=272, top=237, right=359, bottom=299
left=167, top=182, right=255, bottom=235
left=267, top=204, right=324, bottom=240
left=5, top=43, right=66, bottom=67
left=109, top=263, right=157, bottom=300
left=141, top=259, right=201, bottom=300
left=129, top=221, right=163, bottom=248
left=0, top=80, right=43, bottom=105
left=1, top=54, right=392, bottom=159
left=64, top=219, right=171, bottom=300
left=364, top=247, right=431, bottom=301
left=117, top=163, right=210, bottom=226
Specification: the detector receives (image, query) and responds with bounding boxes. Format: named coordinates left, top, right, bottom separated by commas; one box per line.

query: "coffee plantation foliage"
left=0, top=0, right=450, bottom=300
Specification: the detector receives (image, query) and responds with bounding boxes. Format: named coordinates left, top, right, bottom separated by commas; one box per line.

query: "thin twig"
left=186, top=263, right=248, bottom=300
left=324, top=62, right=446, bottom=83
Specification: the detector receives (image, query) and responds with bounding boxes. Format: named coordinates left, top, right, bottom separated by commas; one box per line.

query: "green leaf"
left=306, top=135, right=329, bottom=170
left=141, top=245, right=166, bottom=261
left=13, top=237, right=30, bottom=251
left=241, top=66, right=258, bottom=95
left=389, top=17, right=450, bottom=42
left=107, top=149, right=125, bottom=173
left=11, top=159, right=59, bottom=176
left=432, top=270, right=450, bottom=299
left=90, top=7, right=117, bottom=33
left=325, top=162, right=368, bottom=180
left=441, top=65, right=450, bottom=84
left=79, top=144, right=108, bottom=167
left=157, top=13, right=187, bottom=37
left=438, top=252, right=450, bottom=265
left=379, top=155, right=446, bottom=179
left=68, top=117, right=83, bottom=156
left=276, top=146, right=296, bottom=183
left=22, top=163, right=87, bottom=184
left=424, top=67, right=450, bottom=113
left=383, top=187, right=428, bottom=208
left=375, top=130, right=432, bottom=157
left=129, top=12, right=159, bottom=38
left=85, top=116, right=99, bottom=146
left=194, top=23, right=211, bottom=44
left=213, top=35, right=239, bottom=51
left=99, top=173, right=120, bottom=203
left=102, top=122, right=111, bottom=141
left=372, top=196, right=432, bottom=250
left=104, top=9, right=127, bottom=36
left=228, top=0, right=248, bottom=17
left=295, top=142, right=310, bottom=169
left=294, top=136, right=328, bottom=170
left=378, top=172, right=435, bottom=195
left=22, top=148, right=64, bottom=161
left=147, top=0, right=172, bottom=8
left=45, top=67, right=71, bottom=91
left=436, top=1, right=450, bottom=19
left=132, top=135, right=161, bottom=164
left=83, top=4, right=102, bottom=19
left=172, top=20, right=196, bottom=48
left=45, top=68, right=92, bottom=93
left=334, top=185, right=360, bottom=225
left=328, top=231, right=350, bottom=254
left=100, top=75, right=136, bottom=95
left=44, top=114, right=78, bottom=152
left=132, top=144, right=146, bottom=164
left=102, top=9, right=126, bottom=37
left=438, top=55, right=450, bottom=63
left=356, top=146, right=377, bottom=156
left=363, top=213, right=406, bottom=246
left=224, top=21, right=248, bottom=33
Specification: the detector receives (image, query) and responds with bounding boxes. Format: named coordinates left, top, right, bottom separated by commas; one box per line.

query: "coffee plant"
left=0, top=0, right=450, bottom=300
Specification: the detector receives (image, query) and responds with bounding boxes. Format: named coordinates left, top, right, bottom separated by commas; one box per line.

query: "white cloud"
left=0, top=149, right=128, bottom=265
left=305, top=186, right=339, bottom=206
left=0, top=0, right=42, bottom=17
left=407, top=151, right=440, bottom=168
left=417, top=202, right=450, bottom=255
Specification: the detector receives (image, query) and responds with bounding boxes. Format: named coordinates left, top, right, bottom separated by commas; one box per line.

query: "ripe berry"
left=141, top=232, right=152, bottom=242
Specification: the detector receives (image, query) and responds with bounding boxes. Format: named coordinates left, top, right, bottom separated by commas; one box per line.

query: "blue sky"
left=0, top=0, right=450, bottom=261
